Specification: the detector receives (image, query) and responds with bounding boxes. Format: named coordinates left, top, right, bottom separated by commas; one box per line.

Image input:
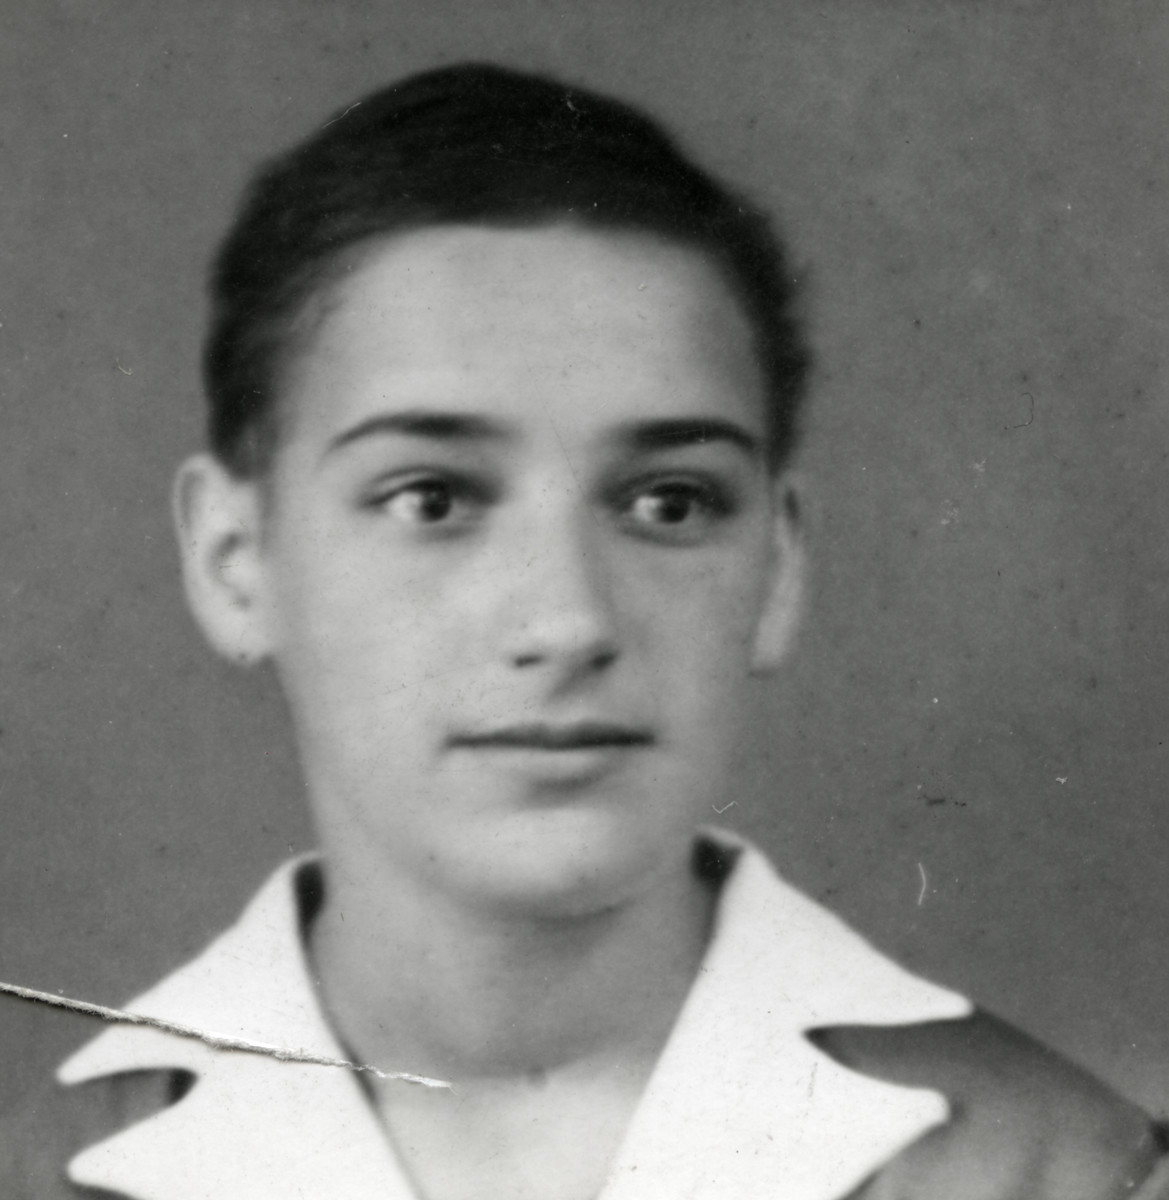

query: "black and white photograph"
left=2, top=3, right=1167, bottom=1197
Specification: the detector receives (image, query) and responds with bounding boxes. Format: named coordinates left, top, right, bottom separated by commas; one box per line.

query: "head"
left=176, top=64, right=811, bottom=917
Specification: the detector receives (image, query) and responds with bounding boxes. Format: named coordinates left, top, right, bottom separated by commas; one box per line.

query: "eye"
left=619, top=477, right=736, bottom=543
left=362, top=473, right=486, bottom=529
left=387, top=480, right=455, bottom=523
left=628, top=486, right=703, bottom=525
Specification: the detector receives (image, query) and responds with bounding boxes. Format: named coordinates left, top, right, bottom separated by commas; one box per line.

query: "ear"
left=750, top=477, right=806, bottom=674
left=172, top=454, right=275, bottom=665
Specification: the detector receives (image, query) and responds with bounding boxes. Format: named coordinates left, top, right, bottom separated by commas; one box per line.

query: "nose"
left=496, top=500, right=620, bottom=679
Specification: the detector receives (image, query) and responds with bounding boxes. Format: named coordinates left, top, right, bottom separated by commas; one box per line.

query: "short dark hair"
left=204, top=62, right=811, bottom=476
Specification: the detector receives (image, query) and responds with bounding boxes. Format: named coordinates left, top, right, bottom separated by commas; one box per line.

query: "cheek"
left=623, top=544, right=769, bottom=660
left=266, top=533, right=460, bottom=701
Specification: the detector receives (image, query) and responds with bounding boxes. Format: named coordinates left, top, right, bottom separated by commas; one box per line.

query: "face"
left=185, top=225, right=801, bottom=917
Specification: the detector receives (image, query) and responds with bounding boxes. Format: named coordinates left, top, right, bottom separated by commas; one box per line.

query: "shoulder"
left=811, top=1010, right=1169, bottom=1200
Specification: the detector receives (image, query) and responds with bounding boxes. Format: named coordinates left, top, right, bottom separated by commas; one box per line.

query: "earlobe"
left=172, top=454, right=274, bottom=666
left=750, top=480, right=806, bottom=674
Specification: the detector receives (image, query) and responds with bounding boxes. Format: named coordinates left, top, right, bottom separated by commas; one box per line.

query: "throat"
left=299, top=838, right=734, bottom=1200
left=306, top=844, right=720, bottom=1082
left=371, top=1051, right=650, bottom=1200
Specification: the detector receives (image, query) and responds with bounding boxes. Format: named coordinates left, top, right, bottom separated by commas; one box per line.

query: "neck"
left=308, top=839, right=714, bottom=1083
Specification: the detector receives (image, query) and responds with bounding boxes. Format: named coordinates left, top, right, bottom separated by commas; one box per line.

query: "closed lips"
left=451, top=724, right=654, bottom=750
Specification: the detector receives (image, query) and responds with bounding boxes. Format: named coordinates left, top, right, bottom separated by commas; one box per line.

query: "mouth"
left=446, top=722, right=654, bottom=788
left=450, top=722, right=655, bottom=752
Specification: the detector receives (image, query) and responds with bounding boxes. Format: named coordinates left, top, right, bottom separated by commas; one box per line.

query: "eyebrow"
left=621, top=418, right=763, bottom=459
left=321, top=411, right=763, bottom=462
left=324, top=410, right=512, bottom=458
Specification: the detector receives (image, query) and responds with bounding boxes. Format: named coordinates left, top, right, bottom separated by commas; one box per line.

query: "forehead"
left=278, top=224, right=765, bottom=449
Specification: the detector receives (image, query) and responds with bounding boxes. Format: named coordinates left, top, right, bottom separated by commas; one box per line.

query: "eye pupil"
left=657, top=492, right=690, bottom=522
left=416, top=484, right=452, bottom=521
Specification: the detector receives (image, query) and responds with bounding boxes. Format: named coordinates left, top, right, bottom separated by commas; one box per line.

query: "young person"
left=3, top=63, right=1166, bottom=1200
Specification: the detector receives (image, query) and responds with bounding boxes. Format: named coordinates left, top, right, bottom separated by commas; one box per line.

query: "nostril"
left=509, top=645, right=617, bottom=672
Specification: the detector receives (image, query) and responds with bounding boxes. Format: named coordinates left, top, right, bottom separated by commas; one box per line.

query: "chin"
left=445, top=805, right=693, bottom=920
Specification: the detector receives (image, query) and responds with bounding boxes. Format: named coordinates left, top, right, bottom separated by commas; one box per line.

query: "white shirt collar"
left=59, top=833, right=971, bottom=1200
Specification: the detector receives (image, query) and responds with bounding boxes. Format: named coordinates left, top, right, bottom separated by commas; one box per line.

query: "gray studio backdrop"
left=2, top=0, right=1167, bottom=1118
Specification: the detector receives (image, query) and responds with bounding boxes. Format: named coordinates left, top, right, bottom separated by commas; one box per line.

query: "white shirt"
left=58, top=833, right=972, bottom=1200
